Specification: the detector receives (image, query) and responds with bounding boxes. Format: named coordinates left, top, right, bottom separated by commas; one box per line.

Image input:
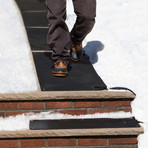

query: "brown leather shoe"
left=71, top=43, right=83, bottom=62
left=52, top=61, right=68, bottom=77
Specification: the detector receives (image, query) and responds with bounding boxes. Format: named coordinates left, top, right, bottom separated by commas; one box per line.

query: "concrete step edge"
left=0, top=90, right=135, bottom=101
left=0, top=127, right=143, bottom=139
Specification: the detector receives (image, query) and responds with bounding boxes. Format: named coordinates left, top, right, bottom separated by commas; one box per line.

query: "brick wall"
left=0, top=136, right=138, bottom=148
left=0, top=99, right=132, bottom=117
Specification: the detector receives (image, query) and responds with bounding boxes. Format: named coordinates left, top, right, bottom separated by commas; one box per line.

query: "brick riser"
left=0, top=136, right=138, bottom=148
left=0, top=99, right=133, bottom=117
left=0, top=91, right=141, bottom=148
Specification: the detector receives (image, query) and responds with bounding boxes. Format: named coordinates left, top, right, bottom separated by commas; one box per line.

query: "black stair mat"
left=30, top=118, right=140, bottom=130
left=26, top=28, right=50, bottom=51
left=15, top=0, right=46, bottom=11
left=21, top=12, right=48, bottom=27
left=32, top=52, right=107, bottom=91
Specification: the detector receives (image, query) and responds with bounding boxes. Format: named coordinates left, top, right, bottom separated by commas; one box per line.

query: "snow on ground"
left=0, top=0, right=148, bottom=147
left=0, top=0, right=38, bottom=93
left=78, top=0, right=148, bottom=147
left=0, top=111, right=132, bottom=131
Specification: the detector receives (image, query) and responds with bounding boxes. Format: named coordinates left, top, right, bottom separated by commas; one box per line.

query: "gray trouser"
left=45, top=0, right=96, bottom=64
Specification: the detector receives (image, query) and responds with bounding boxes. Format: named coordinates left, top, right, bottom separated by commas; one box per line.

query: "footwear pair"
left=52, top=43, right=83, bottom=77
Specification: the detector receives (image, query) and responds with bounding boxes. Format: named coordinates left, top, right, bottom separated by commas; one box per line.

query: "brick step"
left=0, top=90, right=135, bottom=117
left=0, top=127, right=143, bottom=148
left=0, top=90, right=143, bottom=148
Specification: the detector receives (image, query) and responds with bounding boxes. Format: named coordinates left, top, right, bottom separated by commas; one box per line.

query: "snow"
left=0, top=0, right=148, bottom=147
left=0, top=0, right=38, bottom=93
left=0, top=111, right=132, bottom=131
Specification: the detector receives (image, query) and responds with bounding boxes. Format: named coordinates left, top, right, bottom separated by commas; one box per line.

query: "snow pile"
left=0, top=111, right=132, bottom=131
left=78, top=0, right=147, bottom=147
left=0, top=0, right=148, bottom=147
left=0, top=0, right=38, bottom=93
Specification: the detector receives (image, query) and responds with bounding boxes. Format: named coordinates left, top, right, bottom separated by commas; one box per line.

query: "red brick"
left=0, top=112, right=5, bottom=117
left=46, top=101, right=72, bottom=109
left=119, top=108, right=132, bottom=112
left=89, top=109, right=117, bottom=114
left=19, top=102, right=44, bottom=110
left=74, top=101, right=101, bottom=108
left=6, top=111, right=44, bottom=117
left=0, top=140, right=19, bottom=148
left=77, top=147, right=137, bottom=148
left=0, top=102, right=17, bottom=110
left=6, top=111, right=43, bottom=117
left=6, top=111, right=30, bottom=117
left=78, top=138, right=107, bottom=146
left=48, top=138, right=76, bottom=146
left=76, top=147, right=132, bottom=148
left=103, top=101, right=131, bottom=107
left=109, top=137, right=137, bottom=145
left=21, top=139, right=46, bottom=147
left=60, top=109, right=87, bottom=115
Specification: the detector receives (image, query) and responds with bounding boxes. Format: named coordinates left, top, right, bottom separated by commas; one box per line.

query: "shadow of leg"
left=84, top=41, right=104, bottom=64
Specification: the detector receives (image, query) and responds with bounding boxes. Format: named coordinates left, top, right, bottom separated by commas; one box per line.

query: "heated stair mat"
left=33, top=52, right=107, bottom=91
left=30, top=118, right=140, bottom=130
left=26, top=28, right=50, bottom=51
left=15, top=0, right=46, bottom=11
left=21, top=12, right=48, bottom=27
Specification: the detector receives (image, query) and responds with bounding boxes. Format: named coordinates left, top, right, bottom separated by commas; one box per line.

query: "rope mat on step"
left=33, top=52, right=107, bottom=91
left=30, top=118, right=140, bottom=130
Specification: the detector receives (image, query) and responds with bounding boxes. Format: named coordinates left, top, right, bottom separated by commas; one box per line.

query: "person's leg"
left=70, top=0, right=96, bottom=62
left=71, top=0, right=96, bottom=44
left=46, top=0, right=71, bottom=65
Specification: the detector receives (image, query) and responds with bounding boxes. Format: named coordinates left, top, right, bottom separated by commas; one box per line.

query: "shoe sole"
left=71, top=57, right=79, bottom=62
left=52, top=73, right=68, bottom=77
left=71, top=55, right=83, bottom=62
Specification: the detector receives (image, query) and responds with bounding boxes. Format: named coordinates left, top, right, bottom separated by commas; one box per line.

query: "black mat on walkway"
left=33, top=52, right=107, bottom=91
left=30, top=118, right=140, bottom=130
left=22, top=12, right=48, bottom=27
left=26, top=28, right=49, bottom=51
left=15, top=0, right=46, bottom=11
left=16, top=0, right=107, bottom=91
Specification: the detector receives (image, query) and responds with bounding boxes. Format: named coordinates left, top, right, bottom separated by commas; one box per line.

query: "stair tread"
left=0, top=90, right=135, bottom=101
left=0, top=126, right=143, bottom=139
